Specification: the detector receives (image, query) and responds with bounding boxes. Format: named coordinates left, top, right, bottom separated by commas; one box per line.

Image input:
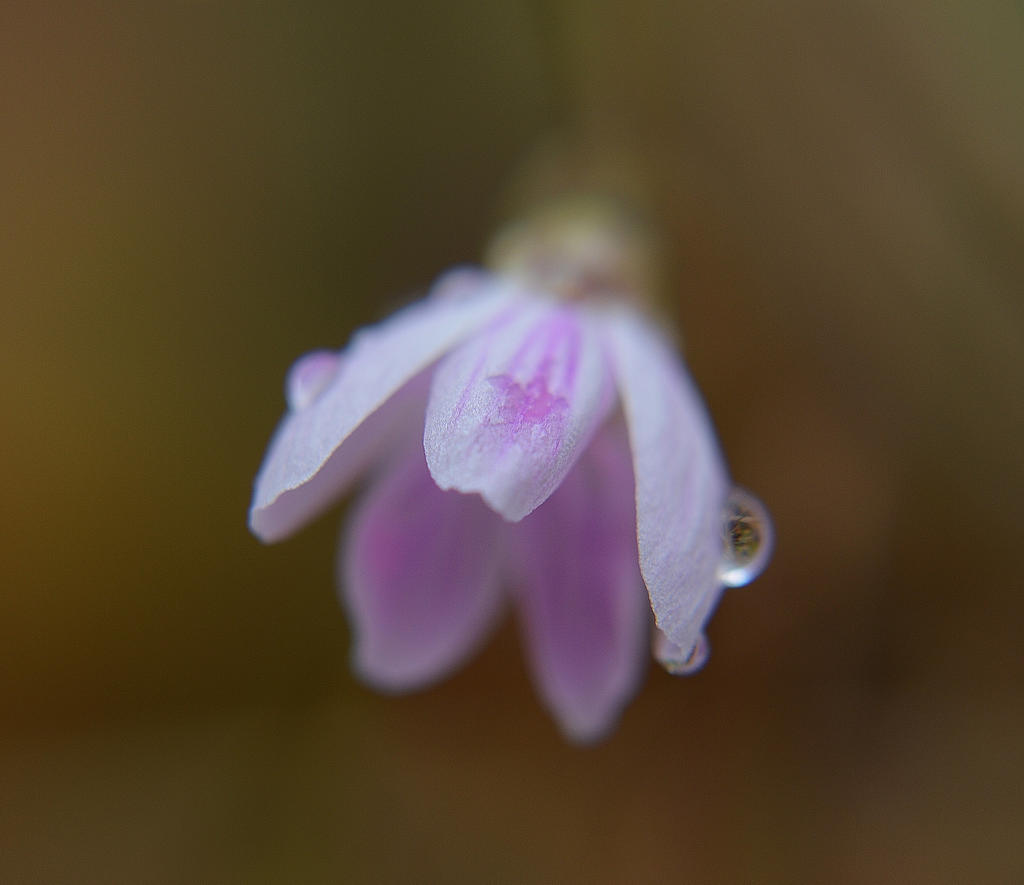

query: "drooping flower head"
left=249, top=198, right=771, bottom=742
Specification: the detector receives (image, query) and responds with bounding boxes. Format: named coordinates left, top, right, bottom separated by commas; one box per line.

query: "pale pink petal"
left=424, top=300, right=614, bottom=522
left=506, top=422, right=650, bottom=742
left=341, top=445, right=505, bottom=690
left=249, top=270, right=514, bottom=542
left=605, top=307, right=730, bottom=656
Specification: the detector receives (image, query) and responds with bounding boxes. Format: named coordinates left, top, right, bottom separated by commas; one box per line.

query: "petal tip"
left=554, top=707, right=626, bottom=745
left=350, top=645, right=441, bottom=694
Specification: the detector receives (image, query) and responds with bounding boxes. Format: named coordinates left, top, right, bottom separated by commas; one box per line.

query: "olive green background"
left=2, top=1, right=1022, bottom=882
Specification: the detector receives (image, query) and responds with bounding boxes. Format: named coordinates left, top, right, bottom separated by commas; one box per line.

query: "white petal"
left=249, top=270, right=514, bottom=542
left=606, top=307, right=730, bottom=654
left=424, top=300, right=614, bottom=522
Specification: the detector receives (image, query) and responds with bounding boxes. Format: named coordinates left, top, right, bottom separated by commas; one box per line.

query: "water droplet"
left=718, top=487, right=773, bottom=588
left=286, top=350, right=340, bottom=411
left=653, top=629, right=710, bottom=676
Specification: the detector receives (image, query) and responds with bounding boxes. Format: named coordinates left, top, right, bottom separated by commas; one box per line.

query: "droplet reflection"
left=718, top=487, right=773, bottom=588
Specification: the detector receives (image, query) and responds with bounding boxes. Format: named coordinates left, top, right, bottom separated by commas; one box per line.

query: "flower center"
left=486, top=198, right=661, bottom=307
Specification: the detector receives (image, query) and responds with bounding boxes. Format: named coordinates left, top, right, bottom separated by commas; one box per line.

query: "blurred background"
left=2, top=1, right=1022, bottom=882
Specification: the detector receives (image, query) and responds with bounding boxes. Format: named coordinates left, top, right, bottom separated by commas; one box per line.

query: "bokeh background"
left=3, top=1, right=1023, bottom=882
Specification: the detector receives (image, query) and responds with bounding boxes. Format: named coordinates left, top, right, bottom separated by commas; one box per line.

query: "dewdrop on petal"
left=285, top=350, right=342, bottom=411
left=653, top=630, right=710, bottom=676
left=719, top=487, right=774, bottom=589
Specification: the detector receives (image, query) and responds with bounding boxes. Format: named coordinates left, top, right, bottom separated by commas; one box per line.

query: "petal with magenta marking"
left=424, top=301, right=614, bottom=522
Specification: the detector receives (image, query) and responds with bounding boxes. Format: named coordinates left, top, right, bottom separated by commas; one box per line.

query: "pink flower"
left=249, top=212, right=770, bottom=742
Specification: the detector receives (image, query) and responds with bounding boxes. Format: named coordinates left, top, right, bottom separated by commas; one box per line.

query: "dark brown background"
left=2, top=1, right=1022, bottom=882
